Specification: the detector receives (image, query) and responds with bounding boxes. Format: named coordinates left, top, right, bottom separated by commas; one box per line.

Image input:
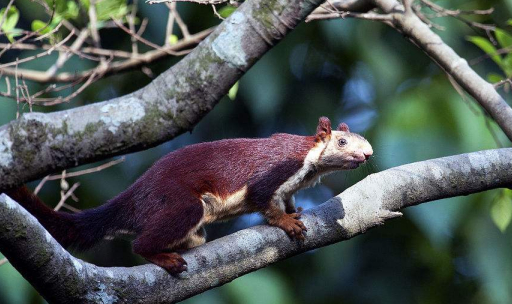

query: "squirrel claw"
left=272, top=213, right=307, bottom=241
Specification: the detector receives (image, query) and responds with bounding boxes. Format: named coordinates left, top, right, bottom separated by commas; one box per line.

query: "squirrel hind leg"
left=132, top=199, right=204, bottom=275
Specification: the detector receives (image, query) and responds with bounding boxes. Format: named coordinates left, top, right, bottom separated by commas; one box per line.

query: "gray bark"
left=0, top=0, right=327, bottom=191
left=1, top=148, right=511, bottom=303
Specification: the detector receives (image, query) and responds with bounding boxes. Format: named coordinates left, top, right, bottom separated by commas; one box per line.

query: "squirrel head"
left=314, top=117, right=373, bottom=170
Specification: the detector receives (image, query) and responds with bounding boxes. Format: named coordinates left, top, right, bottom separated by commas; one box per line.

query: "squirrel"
left=5, top=116, right=373, bottom=274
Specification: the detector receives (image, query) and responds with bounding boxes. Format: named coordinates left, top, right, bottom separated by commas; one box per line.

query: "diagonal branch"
left=371, top=0, right=512, bottom=141
left=0, top=0, right=329, bottom=191
left=1, top=148, right=511, bottom=303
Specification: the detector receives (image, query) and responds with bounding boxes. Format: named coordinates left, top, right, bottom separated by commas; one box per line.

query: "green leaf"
left=31, top=20, right=51, bottom=35
left=503, top=54, right=512, bottom=77
left=0, top=6, right=19, bottom=32
left=507, top=19, right=512, bottom=26
left=168, top=34, right=178, bottom=45
left=95, top=0, right=129, bottom=21
left=491, top=189, right=512, bottom=233
left=5, top=29, right=22, bottom=43
left=228, top=81, right=239, bottom=100
left=80, top=0, right=90, bottom=10
left=487, top=73, right=505, bottom=84
left=495, top=29, right=512, bottom=49
left=218, top=6, right=237, bottom=18
left=62, top=1, right=79, bottom=20
left=467, top=36, right=503, bottom=67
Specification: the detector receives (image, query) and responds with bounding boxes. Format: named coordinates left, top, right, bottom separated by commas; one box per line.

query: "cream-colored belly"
left=201, top=186, right=251, bottom=223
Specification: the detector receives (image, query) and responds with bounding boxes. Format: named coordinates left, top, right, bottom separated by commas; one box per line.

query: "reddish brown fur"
left=5, top=117, right=372, bottom=275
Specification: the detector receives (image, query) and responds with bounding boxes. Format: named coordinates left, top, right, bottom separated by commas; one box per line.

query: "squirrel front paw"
left=273, top=213, right=307, bottom=240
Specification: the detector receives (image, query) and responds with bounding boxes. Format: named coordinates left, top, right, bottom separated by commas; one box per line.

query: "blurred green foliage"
left=1, top=0, right=512, bottom=303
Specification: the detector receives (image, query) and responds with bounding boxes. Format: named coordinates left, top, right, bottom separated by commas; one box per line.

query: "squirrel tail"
left=5, top=186, right=122, bottom=251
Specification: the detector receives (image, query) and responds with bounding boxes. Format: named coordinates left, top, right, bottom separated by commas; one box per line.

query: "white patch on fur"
left=201, top=186, right=249, bottom=223
left=270, top=141, right=327, bottom=209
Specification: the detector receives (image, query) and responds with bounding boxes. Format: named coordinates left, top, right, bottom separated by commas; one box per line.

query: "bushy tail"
left=5, top=186, right=123, bottom=251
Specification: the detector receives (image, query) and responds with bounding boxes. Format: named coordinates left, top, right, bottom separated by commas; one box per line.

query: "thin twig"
left=307, top=10, right=393, bottom=22
left=147, top=0, right=228, bottom=5
left=34, top=157, right=125, bottom=195
left=33, top=21, right=63, bottom=41
left=15, top=58, right=19, bottom=119
left=0, top=28, right=213, bottom=83
left=165, top=3, right=176, bottom=46
left=111, top=18, right=184, bottom=55
left=169, top=3, right=190, bottom=39
left=47, top=29, right=90, bottom=77
left=0, top=30, right=76, bottom=69
left=212, top=4, right=225, bottom=20
left=54, top=183, right=80, bottom=212
left=420, top=0, right=495, bottom=32
left=129, top=0, right=139, bottom=55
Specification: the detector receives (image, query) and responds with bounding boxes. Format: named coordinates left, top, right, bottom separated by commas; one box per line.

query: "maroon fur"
left=6, top=116, right=361, bottom=274
left=6, top=133, right=318, bottom=273
left=316, top=117, right=332, bottom=141
left=337, top=122, right=349, bottom=132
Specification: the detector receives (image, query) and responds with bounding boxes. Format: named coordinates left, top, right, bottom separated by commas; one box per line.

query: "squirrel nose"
left=363, top=147, right=373, bottom=160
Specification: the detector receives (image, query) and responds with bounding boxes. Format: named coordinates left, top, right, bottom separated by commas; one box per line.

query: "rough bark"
left=0, top=0, right=327, bottom=191
left=1, top=148, right=511, bottom=303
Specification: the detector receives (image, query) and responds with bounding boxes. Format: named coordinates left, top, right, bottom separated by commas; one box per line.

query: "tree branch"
left=1, top=148, right=511, bottom=303
left=0, top=0, right=328, bottom=191
left=371, top=0, right=512, bottom=141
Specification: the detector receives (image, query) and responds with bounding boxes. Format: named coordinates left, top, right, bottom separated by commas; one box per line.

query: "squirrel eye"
left=338, top=138, right=347, bottom=146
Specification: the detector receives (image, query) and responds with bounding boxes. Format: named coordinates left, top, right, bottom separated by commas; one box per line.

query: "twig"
left=34, top=158, right=125, bottom=195
left=44, top=67, right=101, bottom=105
left=165, top=3, right=176, bottom=46
left=0, top=42, right=133, bottom=59
left=15, top=58, right=19, bottom=119
left=111, top=18, right=184, bottom=55
left=3, top=76, right=10, bottom=96
left=54, top=182, right=80, bottom=211
left=169, top=3, right=190, bottom=39
left=0, top=28, right=213, bottom=83
left=212, top=4, right=225, bottom=20
left=33, top=21, right=63, bottom=41
left=129, top=0, right=139, bottom=55
left=147, top=0, right=228, bottom=5
left=420, top=0, right=495, bottom=32
left=136, top=18, right=149, bottom=37
left=47, top=29, right=90, bottom=77
left=0, top=30, right=76, bottom=69
left=307, top=10, right=393, bottom=22
left=493, top=78, right=512, bottom=88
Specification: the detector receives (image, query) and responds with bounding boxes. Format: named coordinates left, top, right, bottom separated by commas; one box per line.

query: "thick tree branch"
left=0, top=0, right=328, bottom=191
left=1, top=148, right=511, bottom=303
left=371, top=0, right=512, bottom=141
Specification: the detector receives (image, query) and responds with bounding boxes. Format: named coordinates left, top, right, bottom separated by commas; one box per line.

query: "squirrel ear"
left=316, top=117, right=332, bottom=140
left=337, top=122, right=350, bottom=132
